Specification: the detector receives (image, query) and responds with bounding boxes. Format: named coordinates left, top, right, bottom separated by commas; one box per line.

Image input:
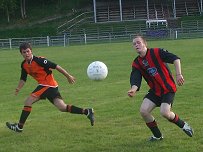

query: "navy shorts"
left=144, top=91, right=175, bottom=107
left=32, top=85, right=62, bottom=104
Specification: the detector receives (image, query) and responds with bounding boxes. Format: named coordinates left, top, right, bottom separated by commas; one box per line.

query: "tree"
left=20, top=0, right=26, bottom=19
left=0, top=0, right=17, bottom=23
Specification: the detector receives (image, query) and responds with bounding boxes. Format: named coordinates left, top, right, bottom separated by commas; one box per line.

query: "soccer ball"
left=87, top=61, right=108, bottom=80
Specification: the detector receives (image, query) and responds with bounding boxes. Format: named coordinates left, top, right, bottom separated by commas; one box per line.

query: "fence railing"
left=57, top=12, right=94, bottom=34
left=0, top=27, right=203, bottom=49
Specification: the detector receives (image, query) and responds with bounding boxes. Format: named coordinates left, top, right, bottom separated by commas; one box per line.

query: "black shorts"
left=31, top=85, right=62, bottom=104
left=144, top=91, right=175, bottom=107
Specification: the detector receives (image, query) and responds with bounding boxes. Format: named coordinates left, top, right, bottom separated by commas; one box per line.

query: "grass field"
left=0, top=38, right=203, bottom=152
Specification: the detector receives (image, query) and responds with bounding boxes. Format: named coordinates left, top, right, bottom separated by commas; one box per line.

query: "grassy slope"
left=0, top=38, right=203, bottom=151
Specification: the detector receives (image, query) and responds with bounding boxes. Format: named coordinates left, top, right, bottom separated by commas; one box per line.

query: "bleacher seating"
left=57, top=0, right=202, bottom=36
left=95, top=0, right=201, bottom=23
left=122, top=1, right=147, bottom=21
left=66, top=21, right=146, bottom=36
left=181, top=20, right=203, bottom=29
left=175, top=0, right=200, bottom=17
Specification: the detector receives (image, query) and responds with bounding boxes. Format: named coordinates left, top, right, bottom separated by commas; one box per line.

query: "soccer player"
left=6, top=42, right=94, bottom=132
left=127, top=35, right=193, bottom=141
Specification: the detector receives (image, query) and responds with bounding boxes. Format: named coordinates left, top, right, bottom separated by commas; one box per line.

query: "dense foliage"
left=0, top=0, right=92, bottom=38
left=0, top=0, right=92, bottom=23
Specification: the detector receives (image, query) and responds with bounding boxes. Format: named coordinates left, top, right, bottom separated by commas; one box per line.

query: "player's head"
left=19, top=42, right=33, bottom=61
left=19, top=42, right=32, bottom=53
left=132, top=34, right=147, bottom=54
left=133, top=34, right=147, bottom=46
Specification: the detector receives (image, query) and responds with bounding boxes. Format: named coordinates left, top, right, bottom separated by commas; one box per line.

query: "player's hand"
left=127, top=85, right=138, bottom=97
left=127, top=88, right=137, bottom=97
left=67, top=75, right=76, bottom=84
left=176, top=74, right=184, bottom=86
left=15, top=88, right=20, bottom=95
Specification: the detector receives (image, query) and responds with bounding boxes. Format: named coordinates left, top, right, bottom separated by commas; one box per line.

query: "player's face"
left=21, top=48, right=33, bottom=61
left=132, top=37, right=147, bottom=54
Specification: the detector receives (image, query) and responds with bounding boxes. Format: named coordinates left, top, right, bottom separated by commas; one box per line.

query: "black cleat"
left=148, top=136, right=163, bottom=141
left=6, top=122, right=23, bottom=133
left=182, top=122, right=193, bottom=137
left=87, top=108, right=94, bottom=126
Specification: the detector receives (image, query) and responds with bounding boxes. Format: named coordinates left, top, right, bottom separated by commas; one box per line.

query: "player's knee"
left=24, top=100, right=34, bottom=107
left=140, top=108, right=149, bottom=117
left=58, top=107, right=66, bottom=112
left=24, top=96, right=39, bottom=106
left=160, top=111, right=170, bottom=119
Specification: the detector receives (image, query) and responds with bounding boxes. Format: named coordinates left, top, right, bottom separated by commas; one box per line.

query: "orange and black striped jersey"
left=20, top=56, right=58, bottom=87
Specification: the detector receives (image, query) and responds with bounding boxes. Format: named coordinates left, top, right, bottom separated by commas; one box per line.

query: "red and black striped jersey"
left=130, top=48, right=179, bottom=97
left=20, top=56, right=58, bottom=87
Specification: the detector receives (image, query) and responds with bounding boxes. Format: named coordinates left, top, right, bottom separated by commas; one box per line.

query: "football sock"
left=169, top=114, right=185, bottom=128
left=66, top=105, right=87, bottom=115
left=146, top=120, right=162, bottom=138
left=18, top=106, right=32, bottom=129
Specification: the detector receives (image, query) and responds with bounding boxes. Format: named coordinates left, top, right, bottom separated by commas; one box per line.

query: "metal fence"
left=0, top=27, right=203, bottom=49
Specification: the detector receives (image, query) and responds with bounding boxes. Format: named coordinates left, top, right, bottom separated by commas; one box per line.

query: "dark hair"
left=19, top=42, right=32, bottom=53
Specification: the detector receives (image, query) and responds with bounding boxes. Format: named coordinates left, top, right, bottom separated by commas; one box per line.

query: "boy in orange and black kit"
left=6, top=42, right=94, bottom=132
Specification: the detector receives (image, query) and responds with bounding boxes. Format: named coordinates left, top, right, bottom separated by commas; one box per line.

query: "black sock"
left=18, top=106, right=32, bottom=129
left=66, top=105, right=87, bottom=115
left=169, top=114, right=185, bottom=128
left=146, top=120, right=162, bottom=138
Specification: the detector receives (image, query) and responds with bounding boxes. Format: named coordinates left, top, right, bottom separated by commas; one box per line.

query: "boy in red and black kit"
left=6, top=42, right=94, bottom=132
left=127, top=35, right=193, bottom=141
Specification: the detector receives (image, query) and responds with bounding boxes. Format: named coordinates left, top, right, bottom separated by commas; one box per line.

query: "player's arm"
left=16, top=66, right=27, bottom=95
left=15, top=80, right=25, bottom=95
left=173, top=59, right=184, bottom=86
left=55, top=65, right=76, bottom=84
left=128, top=67, right=142, bottom=97
left=159, top=48, right=184, bottom=86
left=36, top=57, right=76, bottom=84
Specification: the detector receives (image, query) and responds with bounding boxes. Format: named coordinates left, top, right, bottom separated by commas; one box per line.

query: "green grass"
left=0, top=39, right=203, bottom=152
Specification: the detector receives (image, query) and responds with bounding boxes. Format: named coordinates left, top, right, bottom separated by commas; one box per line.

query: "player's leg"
left=53, top=98, right=86, bottom=113
left=160, top=93, right=193, bottom=137
left=140, top=98, right=156, bottom=122
left=160, top=103, right=185, bottom=130
left=140, top=98, right=163, bottom=140
left=160, top=103, right=175, bottom=119
left=160, top=92, right=176, bottom=120
left=161, top=103, right=186, bottom=128
left=47, top=87, right=95, bottom=126
left=47, top=87, right=88, bottom=114
left=6, top=95, right=40, bottom=132
left=19, top=96, right=40, bottom=128
left=53, top=98, right=94, bottom=126
left=6, top=85, right=48, bottom=132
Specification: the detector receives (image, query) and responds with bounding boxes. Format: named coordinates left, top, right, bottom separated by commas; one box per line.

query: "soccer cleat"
left=148, top=136, right=163, bottom=141
left=6, top=122, right=23, bottom=133
left=182, top=122, right=193, bottom=137
left=87, top=108, right=95, bottom=126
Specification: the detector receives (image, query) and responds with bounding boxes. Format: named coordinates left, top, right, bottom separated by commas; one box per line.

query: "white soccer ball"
left=87, top=61, right=108, bottom=80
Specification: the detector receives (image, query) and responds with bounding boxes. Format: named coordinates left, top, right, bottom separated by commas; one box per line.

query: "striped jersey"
left=20, top=56, right=58, bottom=87
left=130, top=48, right=180, bottom=97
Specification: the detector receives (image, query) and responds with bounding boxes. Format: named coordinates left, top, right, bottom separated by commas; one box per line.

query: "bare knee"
left=160, top=110, right=171, bottom=119
left=140, top=107, right=150, bottom=118
left=24, top=96, right=39, bottom=106
left=58, top=107, right=66, bottom=112
left=140, top=99, right=156, bottom=118
left=160, top=103, right=173, bottom=119
left=56, top=104, right=67, bottom=112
